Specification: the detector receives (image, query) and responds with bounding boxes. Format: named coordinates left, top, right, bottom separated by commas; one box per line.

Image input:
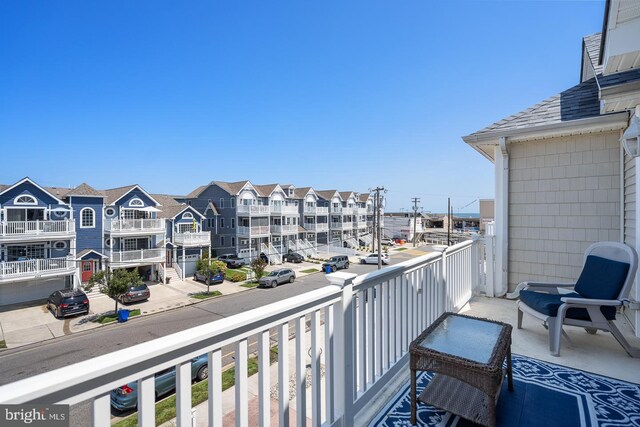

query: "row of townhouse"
left=178, top=181, right=378, bottom=263
left=0, top=177, right=381, bottom=306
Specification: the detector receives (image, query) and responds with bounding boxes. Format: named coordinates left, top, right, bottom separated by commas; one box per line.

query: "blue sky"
left=0, top=1, right=605, bottom=212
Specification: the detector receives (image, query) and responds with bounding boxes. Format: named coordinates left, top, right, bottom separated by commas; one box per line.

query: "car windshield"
left=130, top=284, right=147, bottom=291
left=267, top=271, right=279, bottom=276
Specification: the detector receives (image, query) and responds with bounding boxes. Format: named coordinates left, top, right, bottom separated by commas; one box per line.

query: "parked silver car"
left=258, top=268, right=296, bottom=288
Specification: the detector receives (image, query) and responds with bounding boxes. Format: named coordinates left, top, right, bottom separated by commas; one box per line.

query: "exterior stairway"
left=164, top=266, right=182, bottom=282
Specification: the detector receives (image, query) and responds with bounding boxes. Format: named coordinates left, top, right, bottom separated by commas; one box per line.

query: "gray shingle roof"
left=583, top=33, right=603, bottom=76
left=316, top=190, right=339, bottom=201
left=102, top=185, right=138, bottom=205
left=184, top=185, right=207, bottom=199
left=464, top=77, right=602, bottom=139
left=253, top=184, right=280, bottom=197
left=67, top=183, right=103, bottom=197
left=599, top=69, right=640, bottom=88
left=212, top=180, right=250, bottom=195
left=291, top=187, right=312, bottom=199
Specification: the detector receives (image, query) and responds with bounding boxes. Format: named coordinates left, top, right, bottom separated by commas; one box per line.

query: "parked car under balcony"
left=118, top=283, right=150, bottom=304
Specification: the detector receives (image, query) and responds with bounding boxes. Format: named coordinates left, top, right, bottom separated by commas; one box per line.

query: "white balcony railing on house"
left=357, top=208, right=367, bottom=215
left=0, top=257, right=76, bottom=281
left=0, top=240, right=482, bottom=426
left=304, top=222, right=329, bottom=232
left=270, top=224, right=298, bottom=234
left=332, top=222, right=354, bottom=230
left=237, top=225, right=270, bottom=236
left=0, top=220, right=76, bottom=242
left=342, top=207, right=357, bottom=215
left=237, top=205, right=270, bottom=216
left=105, top=219, right=165, bottom=234
left=271, top=205, right=299, bottom=215
left=173, top=232, right=210, bottom=247
left=356, top=220, right=368, bottom=229
left=110, top=248, right=164, bottom=264
left=304, top=206, right=330, bottom=215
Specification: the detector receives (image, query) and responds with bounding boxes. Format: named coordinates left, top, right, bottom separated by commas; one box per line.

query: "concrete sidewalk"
left=0, top=259, right=328, bottom=350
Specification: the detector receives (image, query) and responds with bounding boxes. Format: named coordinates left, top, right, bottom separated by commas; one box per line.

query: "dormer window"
left=183, top=212, right=194, bottom=219
left=129, top=198, right=144, bottom=207
left=14, top=194, right=37, bottom=205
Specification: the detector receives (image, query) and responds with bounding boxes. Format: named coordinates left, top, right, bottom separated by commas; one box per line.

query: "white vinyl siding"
left=624, top=151, right=636, bottom=249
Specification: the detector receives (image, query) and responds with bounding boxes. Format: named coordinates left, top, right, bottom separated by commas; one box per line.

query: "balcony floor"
left=358, top=296, right=640, bottom=426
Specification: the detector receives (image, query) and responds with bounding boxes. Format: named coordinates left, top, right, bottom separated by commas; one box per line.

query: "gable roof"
left=339, top=191, right=356, bottom=201
left=152, top=194, right=205, bottom=220
left=0, top=177, right=67, bottom=205
left=291, top=187, right=314, bottom=199
left=204, top=201, right=220, bottom=216
left=358, top=193, right=371, bottom=203
left=316, top=190, right=340, bottom=201
left=583, top=33, right=604, bottom=77
left=253, top=184, right=284, bottom=197
left=184, top=185, right=208, bottom=199
left=212, top=180, right=251, bottom=196
left=66, top=183, right=104, bottom=198
left=103, top=184, right=161, bottom=206
left=74, top=249, right=107, bottom=260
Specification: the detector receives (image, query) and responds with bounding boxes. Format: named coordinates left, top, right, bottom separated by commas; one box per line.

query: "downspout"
left=495, top=137, right=509, bottom=297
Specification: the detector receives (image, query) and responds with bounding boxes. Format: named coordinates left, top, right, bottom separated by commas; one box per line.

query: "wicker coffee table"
left=410, top=312, right=513, bottom=427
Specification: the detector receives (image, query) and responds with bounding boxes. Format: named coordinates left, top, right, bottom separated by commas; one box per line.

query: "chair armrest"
left=560, top=297, right=622, bottom=307
left=524, top=281, right=575, bottom=289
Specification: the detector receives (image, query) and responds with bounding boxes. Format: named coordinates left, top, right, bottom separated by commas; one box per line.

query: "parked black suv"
left=47, top=289, right=90, bottom=318
left=322, top=255, right=350, bottom=272
left=216, top=254, right=245, bottom=268
left=283, top=252, right=304, bottom=263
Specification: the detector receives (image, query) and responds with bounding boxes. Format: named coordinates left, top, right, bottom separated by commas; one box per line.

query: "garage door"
left=0, top=277, right=69, bottom=306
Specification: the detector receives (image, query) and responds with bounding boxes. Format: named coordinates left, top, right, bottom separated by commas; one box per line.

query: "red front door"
left=82, top=261, right=94, bottom=282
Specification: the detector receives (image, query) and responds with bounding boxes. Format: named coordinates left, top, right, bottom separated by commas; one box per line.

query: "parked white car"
left=359, top=253, right=390, bottom=265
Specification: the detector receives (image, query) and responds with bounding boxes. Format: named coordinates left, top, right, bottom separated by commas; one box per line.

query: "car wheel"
left=345, top=262, right=349, bottom=269
left=360, top=259, right=365, bottom=264
left=289, top=276, right=295, bottom=283
left=271, top=281, right=278, bottom=288
left=56, top=308, right=62, bottom=319
left=196, top=365, right=209, bottom=381
left=331, top=266, right=336, bottom=272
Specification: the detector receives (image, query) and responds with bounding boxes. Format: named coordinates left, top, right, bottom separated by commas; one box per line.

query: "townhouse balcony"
left=357, top=208, right=368, bottom=215
left=0, top=220, right=76, bottom=243
left=237, top=225, right=270, bottom=237
left=332, top=221, right=354, bottom=230
left=356, top=220, right=368, bottom=229
left=1, top=239, right=638, bottom=426
left=304, top=222, right=329, bottom=232
left=0, top=256, right=76, bottom=283
left=173, top=231, right=210, bottom=247
left=304, top=206, right=329, bottom=215
left=105, top=219, right=165, bottom=236
left=270, top=224, right=298, bottom=234
left=271, top=205, right=299, bottom=215
left=342, top=207, right=357, bottom=215
left=237, top=205, right=270, bottom=216
left=109, top=248, right=164, bottom=266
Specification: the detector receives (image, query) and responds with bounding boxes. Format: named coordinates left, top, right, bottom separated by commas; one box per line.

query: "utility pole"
left=370, top=186, right=386, bottom=269
left=371, top=194, right=377, bottom=253
left=412, top=197, right=420, bottom=247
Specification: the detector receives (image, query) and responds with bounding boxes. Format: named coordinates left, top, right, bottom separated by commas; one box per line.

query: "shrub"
left=226, top=271, right=247, bottom=282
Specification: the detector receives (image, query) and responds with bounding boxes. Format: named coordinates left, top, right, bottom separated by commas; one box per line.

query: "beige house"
left=463, top=0, right=640, bottom=335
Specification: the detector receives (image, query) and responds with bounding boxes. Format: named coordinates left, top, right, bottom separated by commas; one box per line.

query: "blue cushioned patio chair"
left=517, top=241, right=639, bottom=357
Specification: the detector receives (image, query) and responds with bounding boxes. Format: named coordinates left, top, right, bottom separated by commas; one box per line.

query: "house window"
left=105, top=238, right=112, bottom=248
left=230, top=198, right=235, bottom=208
left=53, top=241, right=67, bottom=250
left=231, top=237, right=235, bottom=246
left=220, top=218, right=225, bottom=228
left=52, top=209, right=66, bottom=218
left=14, top=194, right=37, bottom=205
left=129, top=198, right=144, bottom=207
left=220, top=198, right=225, bottom=209
left=221, top=236, right=225, bottom=246
left=183, top=212, right=194, bottom=219
left=105, top=207, right=116, bottom=217
left=231, top=218, right=235, bottom=229
left=124, top=238, right=138, bottom=251
left=80, top=208, right=95, bottom=228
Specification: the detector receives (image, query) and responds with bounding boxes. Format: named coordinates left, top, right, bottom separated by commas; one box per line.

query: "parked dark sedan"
left=217, top=254, right=245, bottom=268
left=110, top=354, right=208, bottom=412
left=284, top=252, right=304, bottom=263
left=47, top=289, right=90, bottom=318
left=193, top=270, right=224, bottom=285
left=118, top=283, right=150, bottom=304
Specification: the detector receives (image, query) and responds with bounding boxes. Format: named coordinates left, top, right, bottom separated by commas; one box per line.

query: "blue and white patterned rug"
left=368, top=354, right=640, bottom=426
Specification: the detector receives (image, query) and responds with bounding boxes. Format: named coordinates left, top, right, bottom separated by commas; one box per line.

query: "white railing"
left=304, top=222, right=329, bottom=232
left=342, top=207, right=357, bottom=215
left=0, top=240, right=481, bottom=427
left=331, top=206, right=343, bottom=214
left=172, top=260, right=184, bottom=280
left=0, top=220, right=75, bottom=239
left=270, top=224, right=298, bottom=234
left=357, top=208, right=367, bottom=215
left=110, top=248, right=164, bottom=264
left=237, top=225, right=270, bottom=236
left=105, top=219, right=165, bottom=233
left=0, top=257, right=76, bottom=280
left=316, top=206, right=329, bottom=214
left=174, top=231, right=210, bottom=246
left=271, top=205, right=299, bottom=215
left=237, top=205, right=270, bottom=215
left=356, top=221, right=367, bottom=229
left=260, top=242, right=282, bottom=265
left=332, top=222, right=353, bottom=230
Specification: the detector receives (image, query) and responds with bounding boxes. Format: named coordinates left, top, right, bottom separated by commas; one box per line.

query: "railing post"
left=326, top=271, right=357, bottom=426
left=440, top=248, right=447, bottom=314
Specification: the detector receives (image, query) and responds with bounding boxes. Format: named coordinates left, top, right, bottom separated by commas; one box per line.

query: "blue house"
left=0, top=178, right=78, bottom=305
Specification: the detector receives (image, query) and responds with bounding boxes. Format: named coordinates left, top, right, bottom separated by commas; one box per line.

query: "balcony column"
left=325, top=271, right=357, bottom=426
left=493, top=138, right=509, bottom=298
left=182, top=246, right=186, bottom=280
